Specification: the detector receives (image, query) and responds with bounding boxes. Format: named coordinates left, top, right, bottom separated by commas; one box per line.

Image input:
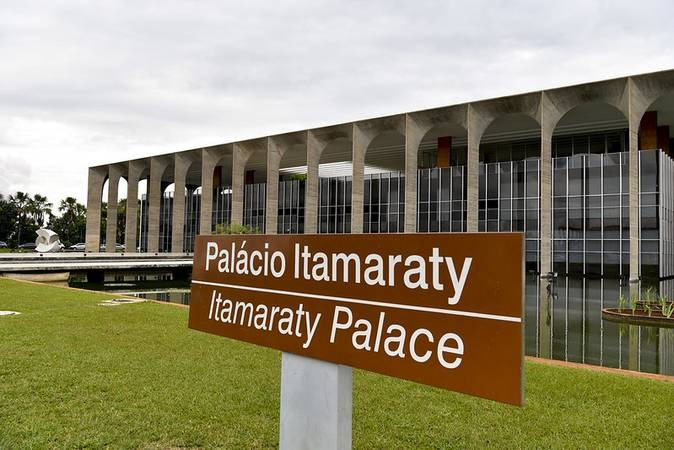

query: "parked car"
left=0, top=241, right=7, bottom=249
left=18, top=242, right=37, bottom=250
left=98, top=243, right=126, bottom=251
left=69, top=243, right=86, bottom=251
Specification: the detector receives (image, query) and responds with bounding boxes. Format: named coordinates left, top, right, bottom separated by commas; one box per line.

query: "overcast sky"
left=1, top=0, right=673, bottom=207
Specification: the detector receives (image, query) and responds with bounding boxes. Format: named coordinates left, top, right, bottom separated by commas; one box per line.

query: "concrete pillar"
left=538, top=92, right=554, bottom=358
left=231, top=142, right=259, bottom=226
left=404, top=115, right=424, bottom=233
left=628, top=79, right=643, bottom=302
left=85, top=167, right=107, bottom=252
left=147, top=156, right=170, bottom=253
left=305, top=132, right=322, bottom=234
left=466, top=105, right=481, bottom=232
left=171, top=153, right=192, bottom=252
left=200, top=149, right=220, bottom=235
left=628, top=77, right=648, bottom=371
left=105, top=165, right=123, bottom=253
left=124, top=160, right=142, bottom=253
left=351, top=124, right=366, bottom=234
left=231, top=145, right=245, bottom=225
left=266, top=139, right=286, bottom=235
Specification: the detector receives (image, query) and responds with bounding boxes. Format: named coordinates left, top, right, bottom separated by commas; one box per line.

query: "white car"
left=69, top=243, right=86, bottom=251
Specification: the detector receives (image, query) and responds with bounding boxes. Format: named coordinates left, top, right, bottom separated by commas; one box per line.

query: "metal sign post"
left=279, top=354, right=351, bottom=450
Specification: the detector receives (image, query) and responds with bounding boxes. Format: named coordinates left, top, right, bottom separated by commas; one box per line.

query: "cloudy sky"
left=1, top=0, right=673, bottom=207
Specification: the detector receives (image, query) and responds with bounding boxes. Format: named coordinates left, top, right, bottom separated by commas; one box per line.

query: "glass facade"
left=552, top=152, right=630, bottom=277
left=183, top=188, right=201, bottom=252
left=479, top=159, right=540, bottom=272
left=243, top=183, right=266, bottom=232
left=318, top=176, right=352, bottom=234
left=138, top=195, right=148, bottom=252
left=158, top=191, right=173, bottom=253
left=552, top=130, right=626, bottom=158
left=277, top=179, right=305, bottom=234
left=417, top=166, right=466, bottom=232
left=212, top=186, right=232, bottom=232
left=363, top=172, right=405, bottom=233
left=659, top=152, right=674, bottom=287
left=550, top=149, right=674, bottom=281
left=155, top=188, right=202, bottom=253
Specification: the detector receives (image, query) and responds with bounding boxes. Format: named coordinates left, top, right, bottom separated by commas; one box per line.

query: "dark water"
left=524, top=275, right=674, bottom=376
left=72, top=273, right=674, bottom=376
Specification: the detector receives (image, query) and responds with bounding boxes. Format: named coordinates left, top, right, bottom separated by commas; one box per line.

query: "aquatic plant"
left=618, top=294, right=626, bottom=310
left=643, top=286, right=657, bottom=304
left=662, top=300, right=674, bottom=319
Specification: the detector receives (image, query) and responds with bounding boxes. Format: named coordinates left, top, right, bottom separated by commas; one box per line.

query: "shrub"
left=213, top=223, right=261, bottom=235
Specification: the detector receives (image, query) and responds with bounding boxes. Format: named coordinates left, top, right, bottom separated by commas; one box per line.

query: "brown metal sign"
left=188, top=233, right=523, bottom=406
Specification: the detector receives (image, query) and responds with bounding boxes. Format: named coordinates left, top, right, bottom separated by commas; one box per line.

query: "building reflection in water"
left=525, top=275, right=674, bottom=376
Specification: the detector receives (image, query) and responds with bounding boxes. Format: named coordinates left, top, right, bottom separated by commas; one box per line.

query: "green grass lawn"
left=0, top=278, right=672, bottom=449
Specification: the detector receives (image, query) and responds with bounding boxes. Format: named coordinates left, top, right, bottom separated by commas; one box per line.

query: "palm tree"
left=31, top=194, right=52, bottom=228
left=9, top=191, right=31, bottom=244
left=59, top=197, right=78, bottom=216
left=52, top=197, right=87, bottom=246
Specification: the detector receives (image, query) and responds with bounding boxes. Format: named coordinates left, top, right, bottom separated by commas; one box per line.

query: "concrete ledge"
left=0, top=253, right=193, bottom=272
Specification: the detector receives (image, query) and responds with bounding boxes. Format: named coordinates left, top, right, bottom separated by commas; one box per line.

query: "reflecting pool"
left=71, top=272, right=674, bottom=376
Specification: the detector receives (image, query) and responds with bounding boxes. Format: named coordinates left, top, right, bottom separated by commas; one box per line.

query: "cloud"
left=0, top=154, right=32, bottom=196
left=0, top=0, right=673, bottom=205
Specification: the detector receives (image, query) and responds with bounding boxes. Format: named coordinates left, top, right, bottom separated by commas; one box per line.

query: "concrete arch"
left=352, top=116, right=406, bottom=233
left=465, top=94, right=540, bottom=233
left=101, top=164, right=127, bottom=253
left=306, top=124, right=353, bottom=234
left=629, top=71, right=674, bottom=128
left=479, top=113, right=541, bottom=162
left=176, top=156, right=203, bottom=252
left=404, top=106, right=468, bottom=232
left=635, top=91, right=674, bottom=152
left=200, top=144, right=233, bottom=235
left=85, top=166, right=108, bottom=252
left=543, top=78, right=629, bottom=133
left=361, top=129, right=406, bottom=234
left=232, top=138, right=267, bottom=230
left=416, top=121, right=467, bottom=168
left=469, top=93, right=541, bottom=144
left=114, top=176, right=128, bottom=250
left=364, top=130, right=405, bottom=173
left=312, top=125, right=353, bottom=172
left=146, top=155, right=173, bottom=253
left=100, top=177, right=109, bottom=249
left=269, top=132, right=307, bottom=234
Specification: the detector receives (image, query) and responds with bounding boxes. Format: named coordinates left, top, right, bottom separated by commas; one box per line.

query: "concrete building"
left=86, top=69, right=674, bottom=363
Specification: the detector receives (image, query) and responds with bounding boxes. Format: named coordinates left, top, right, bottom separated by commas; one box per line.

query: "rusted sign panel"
left=188, top=233, right=523, bottom=406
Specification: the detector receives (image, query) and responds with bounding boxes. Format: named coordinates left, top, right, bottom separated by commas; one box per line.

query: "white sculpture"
left=35, top=229, right=64, bottom=253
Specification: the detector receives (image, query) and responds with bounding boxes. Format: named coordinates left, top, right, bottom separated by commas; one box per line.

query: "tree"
left=0, top=195, right=17, bottom=242
left=116, top=198, right=127, bottom=245
left=31, top=194, right=53, bottom=228
left=49, top=197, right=87, bottom=247
left=8, top=191, right=35, bottom=246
